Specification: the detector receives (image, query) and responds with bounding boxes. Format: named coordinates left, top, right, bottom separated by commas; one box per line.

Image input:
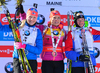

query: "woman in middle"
left=41, top=9, right=67, bottom=73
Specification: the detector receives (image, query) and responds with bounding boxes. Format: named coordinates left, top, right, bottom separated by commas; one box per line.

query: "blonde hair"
left=19, top=19, right=26, bottom=29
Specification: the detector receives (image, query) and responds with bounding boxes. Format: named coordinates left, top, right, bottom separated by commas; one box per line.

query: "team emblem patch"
left=24, top=30, right=30, bottom=36
left=53, top=30, right=59, bottom=35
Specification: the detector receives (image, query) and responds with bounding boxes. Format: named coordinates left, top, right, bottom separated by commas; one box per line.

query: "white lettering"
left=0, top=49, right=13, bottom=54
left=61, top=18, right=67, bottom=23
left=86, top=17, right=91, bottom=23
left=86, top=16, right=100, bottom=23
left=4, top=32, right=8, bottom=37
left=7, top=49, right=10, bottom=54
left=61, top=18, right=74, bottom=23
left=92, top=17, right=96, bottom=23
left=98, top=67, right=100, bottom=72
left=9, top=32, right=13, bottom=37
left=64, top=18, right=67, bottom=23
left=0, top=50, right=6, bottom=53
left=97, top=17, right=100, bottom=23
left=2, top=17, right=8, bottom=22
left=4, top=32, right=13, bottom=37
left=95, top=67, right=98, bottom=72
left=2, top=16, right=15, bottom=23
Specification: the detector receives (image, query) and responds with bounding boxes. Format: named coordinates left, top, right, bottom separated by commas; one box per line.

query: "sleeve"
left=25, top=29, right=43, bottom=55
left=36, top=25, right=44, bottom=35
left=89, top=27, right=100, bottom=41
left=65, top=31, right=80, bottom=61
left=20, top=12, right=26, bottom=20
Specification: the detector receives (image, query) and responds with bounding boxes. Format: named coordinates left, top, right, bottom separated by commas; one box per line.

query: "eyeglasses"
left=77, top=19, right=84, bottom=22
left=29, top=8, right=38, bottom=12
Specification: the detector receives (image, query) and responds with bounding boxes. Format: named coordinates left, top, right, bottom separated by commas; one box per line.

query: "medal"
left=52, top=51, right=57, bottom=57
left=50, top=25, right=62, bottom=57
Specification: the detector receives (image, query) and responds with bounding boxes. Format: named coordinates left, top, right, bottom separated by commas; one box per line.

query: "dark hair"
left=74, top=11, right=85, bottom=27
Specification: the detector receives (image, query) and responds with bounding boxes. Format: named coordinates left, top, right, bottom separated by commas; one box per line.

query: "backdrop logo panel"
left=94, top=47, right=100, bottom=58
left=95, top=63, right=100, bottom=73
left=37, top=14, right=45, bottom=24
left=0, top=14, right=19, bottom=25
left=4, top=62, right=13, bottom=73
left=85, top=16, right=100, bottom=27
left=61, top=15, right=100, bottom=27
left=0, top=31, right=14, bottom=41
left=61, top=15, right=74, bottom=26
left=0, top=46, right=14, bottom=57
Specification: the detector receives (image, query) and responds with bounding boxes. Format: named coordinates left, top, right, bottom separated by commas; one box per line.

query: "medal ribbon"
left=50, top=25, right=62, bottom=53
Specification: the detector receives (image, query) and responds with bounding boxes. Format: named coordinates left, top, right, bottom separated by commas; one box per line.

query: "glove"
left=14, top=42, right=26, bottom=49
left=16, top=4, right=24, bottom=14
left=78, top=55, right=90, bottom=62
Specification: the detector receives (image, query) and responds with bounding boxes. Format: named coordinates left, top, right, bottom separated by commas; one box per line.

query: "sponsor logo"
left=94, top=47, right=100, bottom=58
left=0, top=31, right=14, bottom=41
left=53, top=30, right=59, bottom=35
left=61, top=15, right=100, bottom=27
left=95, top=63, right=100, bottom=73
left=46, top=1, right=62, bottom=6
left=0, top=46, right=14, bottom=57
left=37, top=14, right=45, bottom=24
left=61, top=15, right=74, bottom=26
left=4, top=32, right=13, bottom=37
left=0, top=14, right=19, bottom=25
left=85, top=16, right=100, bottom=27
left=5, top=62, right=13, bottom=73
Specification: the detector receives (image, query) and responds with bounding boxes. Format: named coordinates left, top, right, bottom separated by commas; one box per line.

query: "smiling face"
left=50, top=15, right=61, bottom=26
left=26, top=15, right=37, bottom=25
left=76, top=18, right=85, bottom=27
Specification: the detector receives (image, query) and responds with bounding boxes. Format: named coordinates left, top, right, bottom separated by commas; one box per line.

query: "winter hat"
left=74, top=11, right=85, bottom=27
left=49, top=10, right=61, bottom=18
left=26, top=8, right=38, bottom=18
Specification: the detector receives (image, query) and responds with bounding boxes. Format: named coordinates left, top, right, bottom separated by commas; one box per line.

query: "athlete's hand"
left=78, top=55, right=90, bottom=62
left=14, top=42, right=26, bottom=49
